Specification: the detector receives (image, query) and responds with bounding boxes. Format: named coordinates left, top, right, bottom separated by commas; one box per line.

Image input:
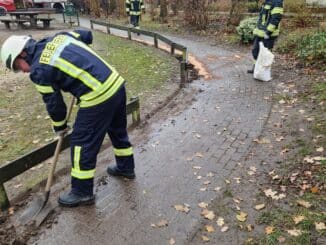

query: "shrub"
left=236, top=17, right=258, bottom=43
left=277, top=28, right=326, bottom=69
left=246, top=2, right=259, bottom=13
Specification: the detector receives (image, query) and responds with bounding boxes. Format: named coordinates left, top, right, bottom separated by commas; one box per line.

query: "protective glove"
left=127, top=12, right=130, bottom=16
left=54, top=125, right=71, bottom=137
left=142, top=9, right=146, bottom=14
left=264, top=33, right=270, bottom=39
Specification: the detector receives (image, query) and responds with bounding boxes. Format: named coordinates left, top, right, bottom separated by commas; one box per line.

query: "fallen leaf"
left=214, top=187, right=221, bottom=191
left=254, top=204, right=265, bottom=210
left=315, top=222, right=326, bottom=231
left=174, top=204, right=190, bottom=213
left=195, top=152, right=204, bottom=158
left=205, top=225, right=215, bottom=233
left=247, top=224, right=254, bottom=232
left=287, top=229, right=302, bottom=237
left=314, top=156, right=326, bottom=161
left=201, top=235, right=210, bottom=242
left=265, top=226, right=275, bottom=234
left=169, top=238, right=176, bottom=245
left=221, top=226, right=229, bottom=232
left=217, top=217, right=225, bottom=227
left=207, top=172, right=214, bottom=177
left=225, top=179, right=231, bottom=184
left=193, top=166, right=202, bottom=170
left=279, top=99, right=286, bottom=104
left=275, top=136, right=285, bottom=142
left=201, top=209, right=215, bottom=220
left=198, top=202, right=208, bottom=209
left=236, top=212, right=247, bottom=222
left=293, top=215, right=305, bottom=224
left=8, top=207, right=14, bottom=215
left=311, top=186, right=319, bottom=193
left=14, top=184, right=23, bottom=188
left=203, top=180, right=211, bottom=185
left=156, top=219, right=168, bottom=227
left=32, top=139, right=40, bottom=144
left=296, top=200, right=312, bottom=208
left=316, top=147, right=324, bottom=152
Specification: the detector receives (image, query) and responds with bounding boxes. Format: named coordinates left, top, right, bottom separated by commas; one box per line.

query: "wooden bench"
left=37, top=17, right=54, bottom=28
left=0, top=19, right=29, bottom=29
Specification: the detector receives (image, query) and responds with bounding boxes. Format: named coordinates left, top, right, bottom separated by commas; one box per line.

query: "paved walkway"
left=29, top=28, right=274, bottom=245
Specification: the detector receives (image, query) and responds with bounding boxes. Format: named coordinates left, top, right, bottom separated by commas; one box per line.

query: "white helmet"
left=1, top=35, right=31, bottom=71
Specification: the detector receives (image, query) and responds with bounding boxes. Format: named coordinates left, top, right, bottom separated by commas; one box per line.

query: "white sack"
left=254, top=42, right=275, bottom=82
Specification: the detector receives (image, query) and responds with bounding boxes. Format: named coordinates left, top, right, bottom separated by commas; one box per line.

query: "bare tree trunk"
left=184, top=0, right=209, bottom=30
left=160, top=0, right=168, bottom=23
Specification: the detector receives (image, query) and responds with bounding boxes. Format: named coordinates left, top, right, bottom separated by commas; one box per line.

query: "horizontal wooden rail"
left=0, top=97, right=140, bottom=210
left=89, top=20, right=190, bottom=85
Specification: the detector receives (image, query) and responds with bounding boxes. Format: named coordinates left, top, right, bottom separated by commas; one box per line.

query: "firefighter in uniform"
left=1, top=30, right=135, bottom=207
left=126, top=0, right=145, bottom=29
left=248, top=0, right=284, bottom=74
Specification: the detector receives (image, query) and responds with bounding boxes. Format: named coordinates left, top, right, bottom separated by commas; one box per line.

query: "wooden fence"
left=0, top=97, right=140, bottom=210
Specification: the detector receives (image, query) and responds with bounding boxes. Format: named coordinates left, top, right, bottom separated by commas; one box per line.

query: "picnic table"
left=0, top=10, right=55, bottom=29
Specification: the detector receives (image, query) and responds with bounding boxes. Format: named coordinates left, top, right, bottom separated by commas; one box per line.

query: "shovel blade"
left=19, top=192, right=50, bottom=226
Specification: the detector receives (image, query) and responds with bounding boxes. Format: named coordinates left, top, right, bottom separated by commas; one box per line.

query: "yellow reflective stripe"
left=54, top=57, right=101, bottom=90
left=267, top=24, right=276, bottom=32
left=79, top=77, right=124, bottom=108
left=130, top=11, right=141, bottom=15
left=80, top=72, right=119, bottom=101
left=126, top=8, right=130, bottom=11
left=52, top=119, right=66, bottom=127
left=253, top=28, right=265, bottom=37
left=271, top=7, right=283, bottom=15
left=126, top=0, right=130, bottom=3
left=69, top=31, right=80, bottom=38
left=271, top=29, right=280, bottom=36
left=70, top=39, right=118, bottom=74
left=35, top=84, right=54, bottom=94
left=73, top=146, right=81, bottom=170
left=71, top=146, right=95, bottom=179
left=113, top=147, right=133, bottom=156
left=264, top=4, right=271, bottom=9
left=71, top=169, right=95, bottom=179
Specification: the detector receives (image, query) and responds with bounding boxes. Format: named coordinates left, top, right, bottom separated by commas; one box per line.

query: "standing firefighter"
left=248, top=0, right=284, bottom=74
left=0, top=30, right=136, bottom=207
left=126, top=0, right=145, bottom=29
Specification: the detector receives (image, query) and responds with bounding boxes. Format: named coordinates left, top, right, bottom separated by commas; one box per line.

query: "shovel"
left=19, top=97, right=75, bottom=226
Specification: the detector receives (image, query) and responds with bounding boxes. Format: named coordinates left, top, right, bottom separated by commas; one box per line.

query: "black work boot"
left=247, top=65, right=255, bottom=74
left=58, top=191, right=95, bottom=207
left=107, top=166, right=135, bottom=179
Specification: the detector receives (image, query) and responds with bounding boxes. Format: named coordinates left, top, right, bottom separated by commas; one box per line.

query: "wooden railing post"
left=90, top=20, right=94, bottom=29
left=128, top=29, right=132, bottom=40
left=154, top=33, right=158, bottom=48
left=130, top=97, right=140, bottom=125
left=0, top=183, right=10, bottom=210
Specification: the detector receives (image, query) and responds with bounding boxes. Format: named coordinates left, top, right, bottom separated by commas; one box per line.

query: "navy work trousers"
left=130, top=15, right=140, bottom=28
left=70, top=85, right=134, bottom=196
left=252, top=36, right=277, bottom=60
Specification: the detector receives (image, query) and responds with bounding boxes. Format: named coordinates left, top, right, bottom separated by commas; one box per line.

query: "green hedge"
left=277, top=29, right=326, bottom=69
left=236, top=17, right=258, bottom=44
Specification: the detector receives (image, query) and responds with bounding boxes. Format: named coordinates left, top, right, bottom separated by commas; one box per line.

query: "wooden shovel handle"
left=44, top=97, right=75, bottom=192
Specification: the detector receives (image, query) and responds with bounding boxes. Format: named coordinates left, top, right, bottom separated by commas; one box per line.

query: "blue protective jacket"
left=26, top=30, right=125, bottom=132
left=126, top=0, right=145, bottom=16
left=253, top=0, right=284, bottom=38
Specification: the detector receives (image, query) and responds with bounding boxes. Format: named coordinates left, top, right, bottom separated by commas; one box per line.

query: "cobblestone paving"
left=30, top=32, right=274, bottom=245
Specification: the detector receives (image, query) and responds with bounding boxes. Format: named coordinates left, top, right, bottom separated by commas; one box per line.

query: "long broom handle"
left=44, top=97, right=75, bottom=192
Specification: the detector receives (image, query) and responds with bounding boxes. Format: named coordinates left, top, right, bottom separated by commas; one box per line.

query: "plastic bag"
left=254, top=42, right=275, bottom=82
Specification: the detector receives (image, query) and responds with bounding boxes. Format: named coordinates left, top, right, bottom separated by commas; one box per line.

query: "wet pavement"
left=28, top=23, right=274, bottom=245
